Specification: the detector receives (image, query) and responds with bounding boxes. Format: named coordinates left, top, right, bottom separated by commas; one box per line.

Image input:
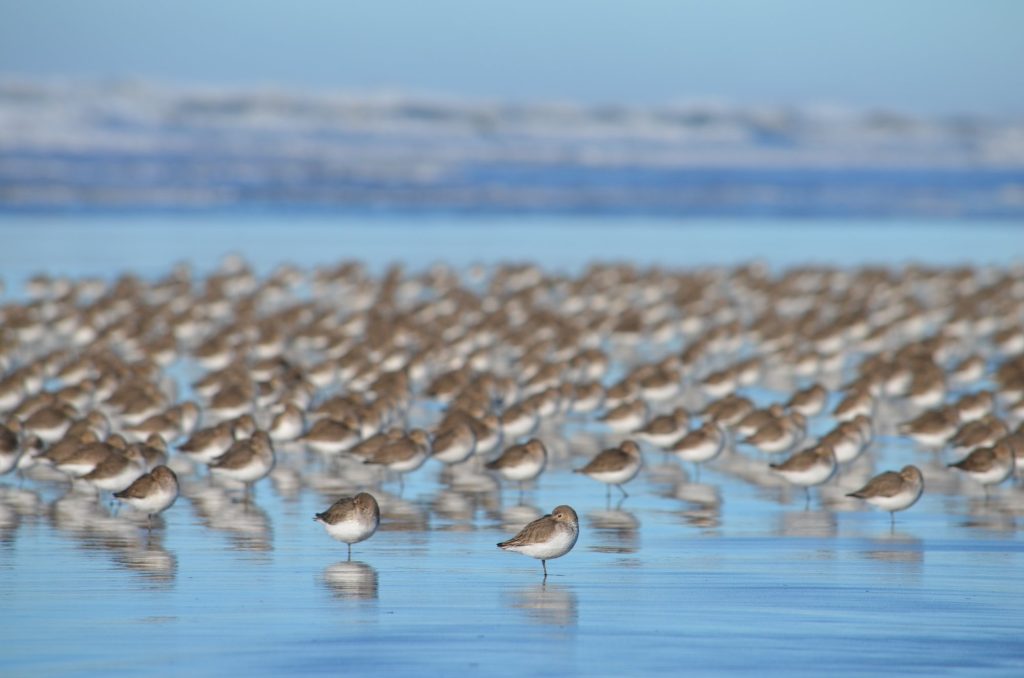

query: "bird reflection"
left=376, top=492, right=429, bottom=532
left=586, top=506, right=640, bottom=554
left=499, top=503, right=542, bottom=533
left=505, top=583, right=578, bottom=627
left=666, top=481, right=722, bottom=530
left=861, top=531, right=924, bottom=567
left=776, top=509, right=837, bottom=538
left=321, top=560, right=379, bottom=601
left=186, top=482, right=273, bottom=552
left=112, top=534, right=178, bottom=586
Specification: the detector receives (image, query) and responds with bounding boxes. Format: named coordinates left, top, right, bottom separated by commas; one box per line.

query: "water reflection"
left=776, top=509, right=837, bottom=538
left=505, top=583, right=578, bottom=627
left=377, top=492, right=430, bottom=533
left=499, top=503, right=542, bottom=533
left=321, top=561, right=379, bottom=601
left=861, top=532, right=924, bottom=569
left=186, top=482, right=274, bottom=552
left=665, top=481, right=722, bottom=530
left=111, top=534, right=178, bottom=586
left=586, top=507, right=640, bottom=554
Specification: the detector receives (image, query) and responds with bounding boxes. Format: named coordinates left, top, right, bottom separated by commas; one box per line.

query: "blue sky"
left=1, top=0, right=1022, bottom=114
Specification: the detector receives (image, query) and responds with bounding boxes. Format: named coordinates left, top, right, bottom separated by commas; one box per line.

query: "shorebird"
left=314, top=492, right=381, bottom=560
left=947, top=440, right=1015, bottom=494
left=847, top=465, right=924, bottom=524
left=574, top=440, right=643, bottom=499
left=670, top=421, right=725, bottom=478
left=497, top=504, right=579, bottom=578
left=485, top=438, right=547, bottom=492
left=769, top=443, right=837, bottom=507
left=208, top=431, right=276, bottom=496
left=113, top=465, right=179, bottom=529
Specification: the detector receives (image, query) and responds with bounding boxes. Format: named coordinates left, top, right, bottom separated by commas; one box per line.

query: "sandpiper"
left=786, top=383, right=828, bottom=418
left=485, top=438, right=547, bottom=490
left=847, top=465, right=924, bottom=523
left=636, top=407, right=690, bottom=449
left=300, top=418, right=361, bottom=455
left=670, top=421, right=725, bottom=476
left=497, top=504, right=579, bottom=578
left=268, top=403, right=305, bottom=443
left=598, top=399, right=647, bottom=433
left=363, top=429, right=430, bottom=487
left=899, top=406, right=959, bottom=449
left=209, top=431, right=276, bottom=493
left=574, top=439, right=643, bottom=498
left=949, top=416, right=1008, bottom=461
left=83, top=450, right=144, bottom=493
left=113, top=465, right=179, bottom=529
left=769, top=443, right=837, bottom=505
left=742, top=411, right=805, bottom=455
left=314, top=492, right=381, bottom=560
left=179, top=420, right=236, bottom=464
left=947, top=440, right=1015, bottom=491
left=430, top=421, right=477, bottom=465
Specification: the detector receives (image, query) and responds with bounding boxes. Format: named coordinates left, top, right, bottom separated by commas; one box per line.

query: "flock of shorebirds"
left=1, top=257, right=1023, bottom=577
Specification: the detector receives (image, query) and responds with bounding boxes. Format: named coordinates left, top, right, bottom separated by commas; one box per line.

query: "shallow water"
left=1, top=215, right=1023, bottom=677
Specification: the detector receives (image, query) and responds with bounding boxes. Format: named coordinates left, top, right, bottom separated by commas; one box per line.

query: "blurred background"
left=2, top=0, right=1023, bottom=218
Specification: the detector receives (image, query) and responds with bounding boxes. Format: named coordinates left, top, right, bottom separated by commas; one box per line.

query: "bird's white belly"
left=509, top=528, right=578, bottom=560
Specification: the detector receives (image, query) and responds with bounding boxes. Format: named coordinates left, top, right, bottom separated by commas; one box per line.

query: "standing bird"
left=670, top=421, right=725, bottom=479
left=574, top=440, right=643, bottom=499
left=314, top=492, right=381, bottom=560
left=209, top=431, right=276, bottom=497
left=769, top=443, right=837, bottom=507
left=947, top=440, right=1015, bottom=495
left=846, top=465, right=924, bottom=524
left=497, top=505, right=579, bottom=578
left=485, top=438, right=548, bottom=493
left=113, top=465, right=179, bottom=530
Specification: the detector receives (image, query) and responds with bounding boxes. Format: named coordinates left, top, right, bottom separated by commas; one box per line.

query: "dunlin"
left=769, top=443, right=837, bottom=505
left=363, top=430, right=430, bottom=486
left=786, top=384, right=828, bottom=418
left=485, top=438, right=547, bottom=490
left=314, top=492, right=381, bottom=559
left=209, top=431, right=276, bottom=493
left=497, top=504, right=579, bottom=578
left=300, top=418, right=361, bottom=455
left=947, top=440, right=1015, bottom=491
left=636, top=407, right=690, bottom=449
left=847, top=465, right=924, bottom=523
left=113, top=465, right=179, bottom=529
left=575, top=440, right=643, bottom=498
left=430, top=421, right=477, bottom=465
left=179, top=421, right=236, bottom=464
left=899, top=406, right=959, bottom=449
left=670, top=421, right=725, bottom=476
left=598, top=400, right=647, bottom=433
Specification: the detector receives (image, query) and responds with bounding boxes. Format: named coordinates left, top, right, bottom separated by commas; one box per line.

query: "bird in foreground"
left=314, top=492, right=381, bottom=560
left=497, top=504, right=579, bottom=578
left=112, top=465, right=179, bottom=530
left=574, top=439, right=642, bottom=498
left=846, top=465, right=924, bottom=524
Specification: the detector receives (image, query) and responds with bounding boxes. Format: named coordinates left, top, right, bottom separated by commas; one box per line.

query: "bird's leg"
left=347, top=543, right=352, bottom=561
left=694, top=463, right=701, bottom=482
left=803, top=487, right=811, bottom=511
left=617, top=484, right=629, bottom=498
left=542, top=560, right=547, bottom=578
